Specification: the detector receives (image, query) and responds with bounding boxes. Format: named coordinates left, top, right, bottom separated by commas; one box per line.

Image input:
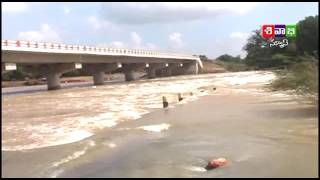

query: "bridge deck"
left=2, top=40, right=200, bottom=61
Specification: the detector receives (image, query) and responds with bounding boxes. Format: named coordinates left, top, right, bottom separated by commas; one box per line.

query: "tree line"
left=209, top=15, right=318, bottom=96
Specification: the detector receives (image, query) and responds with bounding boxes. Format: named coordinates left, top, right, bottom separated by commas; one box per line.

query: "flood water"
left=2, top=71, right=318, bottom=177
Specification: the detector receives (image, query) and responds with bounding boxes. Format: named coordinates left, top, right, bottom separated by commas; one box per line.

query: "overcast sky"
left=2, top=2, right=318, bottom=59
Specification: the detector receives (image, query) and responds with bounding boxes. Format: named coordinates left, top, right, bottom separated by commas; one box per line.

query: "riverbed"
left=1, top=71, right=318, bottom=177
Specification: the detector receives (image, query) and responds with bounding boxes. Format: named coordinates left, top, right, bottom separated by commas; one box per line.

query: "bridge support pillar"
left=47, top=72, right=61, bottom=90
left=163, top=68, right=172, bottom=77
left=171, top=63, right=185, bottom=76
left=182, top=61, right=199, bottom=75
left=93, top=71, right=105, bottom=85
left=146, top=63, right=166, bottom=79
left=83, top=63, right=119, bottom=85
left=1, top=64, right=6, bottom=75
left=38, top=63, right=78, bottom=90
left=157, top=64, right=174, bottom=77
left=146, top=68, right=157, bottom=79
left=124, top=70, right=135, bottom=81
left=122, top=63, right=146, bottom=81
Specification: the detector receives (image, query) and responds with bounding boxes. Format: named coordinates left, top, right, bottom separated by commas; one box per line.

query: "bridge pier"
left=83, top=63, right=119, bottom=85
left=121, top=63, right=146, bottom=82
left=178, top=64, right=187, bottom=75
left=155, top=63, right=189, bottom=77
left=1, top=64, right=7, bottom=75
left=124, top=70, right=135, bottom=81
left=167, top=63, right=183, bottom=76
left=181, top=61, right=199, bottom=75
left=93, top=71, right=105, bottom=85
left=39, top=63, right=80, bottom=90
left=47, top=72, right=61, bottom=90
left=163, top=67, right=172, bottom=77
left=146, top=68, right=157, bottom=79
left=146, top=63, right=166, bottom=79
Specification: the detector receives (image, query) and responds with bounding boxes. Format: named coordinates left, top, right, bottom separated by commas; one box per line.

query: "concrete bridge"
left=2, top=40, right=203, bottom=90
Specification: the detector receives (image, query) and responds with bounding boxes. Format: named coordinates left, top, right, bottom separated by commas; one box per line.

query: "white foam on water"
left=121, top=110, right=143, bottom=120
left=2, top=128, right=93, bottom=151
left=218, top=72, right=276, bottom=86
left=185, top=166, right=207, bottom=172
left=107, top=143, right=117, bottom=148
left=116, top=127, right=132, bottom=131
left=52, top=148, right=87, bottom=167
left=235, top=154, right=251, bottom=162
left=49, top=168, right=65, bottom=178
left=138, top=123, right=171, bottom=133
left=270, top=93, right=292, bottom=98
left=3, top=112, right=119, bottom=151
left=144, top=103, right=161, bottom=109
left=3, top=71, right=281, bottom=151
left=52, top=140, right=96, bottom=167
left=76, top=112, right=119, bottom=129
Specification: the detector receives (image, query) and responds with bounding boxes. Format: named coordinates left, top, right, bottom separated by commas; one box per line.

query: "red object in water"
left=206, top=158, right=228, bottom=170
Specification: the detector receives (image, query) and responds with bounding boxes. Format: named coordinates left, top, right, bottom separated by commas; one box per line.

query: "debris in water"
left=178, top=93, right=183, bottom=101
left=205, top=158, right=228, bottom=170
left=162, top=96, right=168, bottom=108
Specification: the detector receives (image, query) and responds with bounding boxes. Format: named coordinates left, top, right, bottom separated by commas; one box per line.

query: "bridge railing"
left=2, top=40, right=198, bottom=60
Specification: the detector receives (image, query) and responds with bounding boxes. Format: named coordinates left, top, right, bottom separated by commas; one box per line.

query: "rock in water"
left=162, top=96, right=168, bottom=108
left=205, top=158, right=228, bottom=170
left=178, top=93, right=183, bottom=101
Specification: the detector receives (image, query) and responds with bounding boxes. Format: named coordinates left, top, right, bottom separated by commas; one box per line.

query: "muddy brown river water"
left=2, top=71, right=318, bottom=177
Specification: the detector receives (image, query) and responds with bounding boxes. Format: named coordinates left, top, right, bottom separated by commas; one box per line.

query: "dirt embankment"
left=200, top=60, right=227, bottom=74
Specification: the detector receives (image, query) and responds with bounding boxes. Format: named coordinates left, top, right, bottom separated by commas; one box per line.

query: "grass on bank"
left=269, top=58, right=318, bottom=102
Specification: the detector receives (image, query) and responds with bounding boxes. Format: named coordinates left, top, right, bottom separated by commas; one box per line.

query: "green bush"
left=270, top=56, right=318, bottom=95
left=2, top=66, right=30, bottom=81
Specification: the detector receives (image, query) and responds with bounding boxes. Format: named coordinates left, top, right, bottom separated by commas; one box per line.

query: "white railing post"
left=2, top=39, right=199, bottom=60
